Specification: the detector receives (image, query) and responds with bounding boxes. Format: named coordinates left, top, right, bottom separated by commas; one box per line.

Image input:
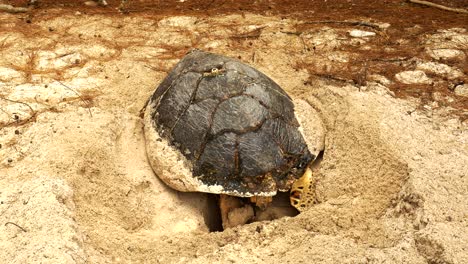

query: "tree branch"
left=0, top=4, right=29, bottom=13
left=409, top=0, right=468, bottom=14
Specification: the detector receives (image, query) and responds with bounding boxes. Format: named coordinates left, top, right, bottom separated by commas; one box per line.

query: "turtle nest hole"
left=203, top=151, right=323, bottom=231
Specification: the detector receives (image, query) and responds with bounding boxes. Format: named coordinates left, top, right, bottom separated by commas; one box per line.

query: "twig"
left=0, top=4, right=29, bottom=13
left=280, top=31, right=303, bottom=36
left=55, top=80, right=93, bottom=117
left=301, top=20, right=381, bottom=30
left=370, top=57, right=411, bottom=63
left=5, top=222, right=27, bottom=232
left=144, top=65, right=167, bottom=73
left=356, top=61, right=368, bottom=88
left=311, top=73, right=355, bottom=85
left=231, top=26, right=267, bottom=39
left=280, top=31, right=310, bottom=52
left=409, top=0, right=468, bottom=14
left=0, top=96, right=37, bottom=127
left=231, top=33, right=260, bottom=39
left=0, top=106, right=10, bottom=117
left=231, top=33, right=262, bottom=39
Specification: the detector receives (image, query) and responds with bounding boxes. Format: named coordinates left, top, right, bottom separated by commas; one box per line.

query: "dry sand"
left=0, top=7, right=467, bottom=264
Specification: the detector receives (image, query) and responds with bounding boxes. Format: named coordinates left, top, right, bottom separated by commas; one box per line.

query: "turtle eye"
left=298, top=160, right=307, bottom=169
left=297, top=155, right=311, bottom=169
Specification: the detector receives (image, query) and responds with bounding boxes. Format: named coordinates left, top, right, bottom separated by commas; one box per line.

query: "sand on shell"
left=0, top=9, right=467, bottom=264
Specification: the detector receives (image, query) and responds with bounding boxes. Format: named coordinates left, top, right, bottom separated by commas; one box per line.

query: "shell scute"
left=172, top=98, right=219, bottom=160
left=211, top=96, right=268, bottom=135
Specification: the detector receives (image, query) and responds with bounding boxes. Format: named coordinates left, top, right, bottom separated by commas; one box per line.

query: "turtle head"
left=290, top=167, right=314, bottom=212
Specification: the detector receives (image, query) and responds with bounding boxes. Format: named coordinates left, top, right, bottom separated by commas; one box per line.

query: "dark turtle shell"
left=147, top=49, right=313, bottom=196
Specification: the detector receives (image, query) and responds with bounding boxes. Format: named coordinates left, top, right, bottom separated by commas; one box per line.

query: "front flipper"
left=219, top=195, right=254, bottom=229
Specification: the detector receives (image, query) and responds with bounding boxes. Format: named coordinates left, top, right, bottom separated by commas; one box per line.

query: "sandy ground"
left=0, top=2, right=467, bottom=263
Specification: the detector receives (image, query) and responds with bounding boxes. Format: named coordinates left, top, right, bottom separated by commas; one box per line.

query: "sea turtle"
left=143, top=49, right=322, bottom=226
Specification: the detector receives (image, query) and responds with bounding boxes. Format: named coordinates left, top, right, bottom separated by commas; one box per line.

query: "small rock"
left=84, top=1, right=107, bottom=6
left=84, top=1, right=98, bottom=6
left=349, top=29, right=376, bottom=38
left=432, top=92, right=444, bottom=101
left=427, top=49, right=465, bottom=61
left=423, top=105, right=432, bottom=111
left=454, top=84, right=468, bottom=97
left=369, top=74, right=392, bottom=86
left=395, top=70, right=432, bottom=84
left=378, top=23, right=391, bottom=29
left=416, top=62, right=463, bottom=80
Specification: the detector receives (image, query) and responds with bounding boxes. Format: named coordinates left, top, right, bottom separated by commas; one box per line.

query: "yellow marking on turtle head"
left=290, top=167, right=314, bottom=212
